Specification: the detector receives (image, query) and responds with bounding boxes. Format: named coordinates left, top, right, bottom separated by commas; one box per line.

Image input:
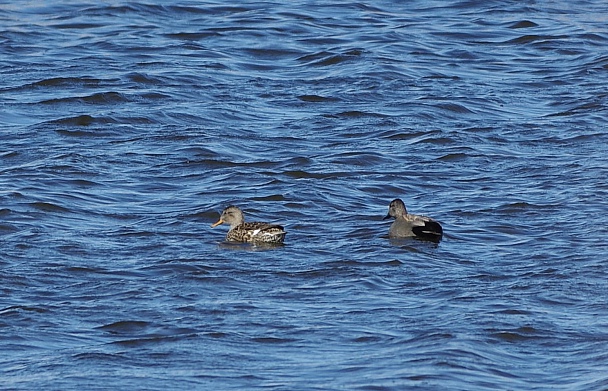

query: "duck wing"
left=411, top=216, right=443, bottom=241
left=232, top=222, right=286, bottom=243
left=242, top=222, right=284, bottom=233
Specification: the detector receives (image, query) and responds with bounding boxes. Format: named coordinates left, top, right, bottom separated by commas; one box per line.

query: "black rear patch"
left=412, top=221, right=443, bottom=242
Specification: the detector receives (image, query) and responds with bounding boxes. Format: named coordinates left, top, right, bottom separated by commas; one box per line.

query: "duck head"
left=384, top=198, right=408, bottom=220
left=211, top=205, right=245, bottom=228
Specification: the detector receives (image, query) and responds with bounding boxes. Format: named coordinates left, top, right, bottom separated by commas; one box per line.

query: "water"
left=2, top=1, right=608, bottom=390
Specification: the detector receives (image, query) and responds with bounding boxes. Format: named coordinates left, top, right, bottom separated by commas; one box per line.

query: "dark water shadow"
left=386, top=236, right=441, bottom=250
left=216, top=240, right=285, bottom=252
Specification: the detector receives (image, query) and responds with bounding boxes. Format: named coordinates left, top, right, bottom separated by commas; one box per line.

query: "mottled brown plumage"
left=211, top=205, right=286, bottom=244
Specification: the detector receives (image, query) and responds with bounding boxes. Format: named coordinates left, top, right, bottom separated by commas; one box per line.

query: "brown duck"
left=211, top=205, right=286, bottom=244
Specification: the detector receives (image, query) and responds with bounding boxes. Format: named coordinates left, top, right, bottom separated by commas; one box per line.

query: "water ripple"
left=2, top=1, right=608, bottom=390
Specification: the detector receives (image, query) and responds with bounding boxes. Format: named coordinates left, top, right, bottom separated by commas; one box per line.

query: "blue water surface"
left=1, top=1, right=608, bottom=390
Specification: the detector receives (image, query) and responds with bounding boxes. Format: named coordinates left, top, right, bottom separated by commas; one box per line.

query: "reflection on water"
left=216, top=240, right=286, bottom=252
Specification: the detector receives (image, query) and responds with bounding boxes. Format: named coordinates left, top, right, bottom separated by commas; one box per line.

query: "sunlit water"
left=2, top=1, right=608, bottom=390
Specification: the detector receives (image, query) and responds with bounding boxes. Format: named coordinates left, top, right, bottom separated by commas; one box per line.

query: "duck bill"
left=210, top=219, right=224, bottom=228
left=383, top=213, right=391, bottom=220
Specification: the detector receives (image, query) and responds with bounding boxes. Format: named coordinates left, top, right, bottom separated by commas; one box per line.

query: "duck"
left=383, top=198, right=443, bottom=241
left=211, top=205, right=286, bottom=244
